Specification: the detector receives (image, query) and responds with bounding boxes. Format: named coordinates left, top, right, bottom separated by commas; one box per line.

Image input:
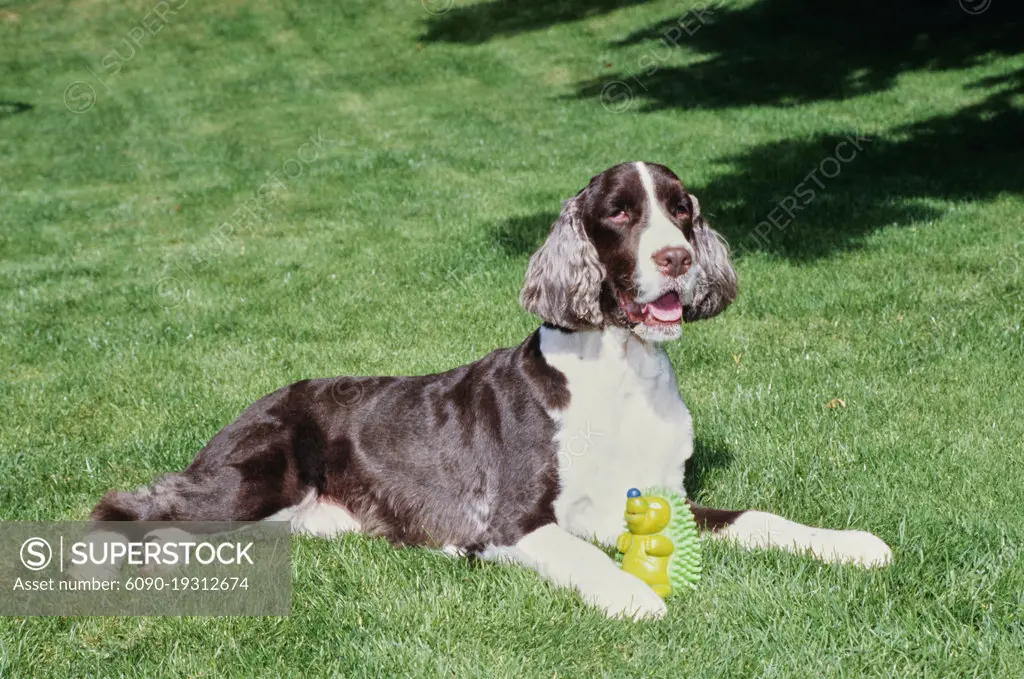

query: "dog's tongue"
left=645, top=293, right=683, bottom=322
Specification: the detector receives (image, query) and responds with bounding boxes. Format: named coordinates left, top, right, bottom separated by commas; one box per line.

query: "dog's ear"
left=684, top=193, right=738, bottom=322
left=520, top=192, right=605, bottom=329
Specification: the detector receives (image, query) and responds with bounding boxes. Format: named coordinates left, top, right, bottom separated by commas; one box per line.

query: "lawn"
left=1, top=0, right=1023, bottom=676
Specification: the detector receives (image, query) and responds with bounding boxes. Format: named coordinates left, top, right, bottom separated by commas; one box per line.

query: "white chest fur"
left=540, top=326, right=693, bottom=545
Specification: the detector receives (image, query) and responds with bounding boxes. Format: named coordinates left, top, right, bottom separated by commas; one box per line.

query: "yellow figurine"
left=616, top=487, right=701, bottom=598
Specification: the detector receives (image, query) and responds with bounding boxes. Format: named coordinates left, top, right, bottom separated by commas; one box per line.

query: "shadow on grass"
left=0, top=100, right=33, bottom=119
left=495, top=69, right=1024, bottom=259
left=458, top=1, right=1023, bottom=259
left=421, top=0, right=653, bottom=44
left=698, top=80, right=1024, bottom=259
left=569, top=0, right=1022, bottom=110
left=491, top=211, right=559, bottom=257
left=566, top=0, right=1024, bottom=257
left=685, top=437, right=734, bottom=500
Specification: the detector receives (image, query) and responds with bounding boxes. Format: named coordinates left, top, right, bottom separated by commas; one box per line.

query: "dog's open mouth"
left=618, top=291, right=683, bottom=327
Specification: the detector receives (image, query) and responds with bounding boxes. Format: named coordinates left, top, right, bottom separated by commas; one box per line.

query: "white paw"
left=66, top=530, right=127, bottom=582
left=824, top=530, right=893, bottom=568
left=586, top=570, right=667, bottom=621
left=441, top=544, right=467, bottom=558
left=138, top=527, right=194, bottom=576
left=66, top=560, right=121, bottom=583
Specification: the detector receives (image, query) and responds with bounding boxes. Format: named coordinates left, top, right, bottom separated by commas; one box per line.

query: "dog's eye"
left=674, top=204, right=689, bottom=219
left=609, top=210, right=629, bottom=223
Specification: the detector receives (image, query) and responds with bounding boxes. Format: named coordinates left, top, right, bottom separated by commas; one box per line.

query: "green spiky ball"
left=617, top=486, right=701, bottom=597
left=645, top=486, right=701, bottom=592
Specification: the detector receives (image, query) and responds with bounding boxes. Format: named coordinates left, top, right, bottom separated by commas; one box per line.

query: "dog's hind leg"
left=261, top=489, right=361, bottom=538
left=688, top=501, right=893, bottom=568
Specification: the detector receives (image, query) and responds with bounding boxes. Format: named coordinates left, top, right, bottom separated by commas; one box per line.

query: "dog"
left=87, top=161, right=892, bottom=619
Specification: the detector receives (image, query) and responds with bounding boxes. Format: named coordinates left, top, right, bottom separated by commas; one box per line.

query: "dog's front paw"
left=832, top=530, right=893, bottom=568
left=585, top=570, right=667, bottom=621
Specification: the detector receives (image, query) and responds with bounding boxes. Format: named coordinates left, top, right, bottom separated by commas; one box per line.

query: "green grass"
left=2, top=0, right=1023, bottom=676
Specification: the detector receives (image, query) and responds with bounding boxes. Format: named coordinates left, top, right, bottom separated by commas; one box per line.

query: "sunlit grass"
left=1, top=0, right=1022, bottom=676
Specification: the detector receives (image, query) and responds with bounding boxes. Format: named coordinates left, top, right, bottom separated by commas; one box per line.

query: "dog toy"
left=616, top=487, right=701, bottom=597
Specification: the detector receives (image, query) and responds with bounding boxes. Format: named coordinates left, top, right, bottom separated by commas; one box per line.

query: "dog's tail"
left=93, top=471, right=208, bottom=522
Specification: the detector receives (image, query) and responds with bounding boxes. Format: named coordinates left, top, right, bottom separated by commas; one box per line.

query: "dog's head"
left=520, top=162, right=737, bottom=342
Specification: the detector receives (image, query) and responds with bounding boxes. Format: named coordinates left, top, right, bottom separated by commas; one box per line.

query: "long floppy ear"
left=684, top=193, right=738, bottom=322
left=520, top=193, right=605, bottom=329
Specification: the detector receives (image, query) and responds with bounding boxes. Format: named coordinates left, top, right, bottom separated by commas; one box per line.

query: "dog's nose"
left=653, top=247, right=692, bottom=277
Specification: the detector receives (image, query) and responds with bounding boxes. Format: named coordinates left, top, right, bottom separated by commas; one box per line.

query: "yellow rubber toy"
left=616, top=487, right=701, bottom=598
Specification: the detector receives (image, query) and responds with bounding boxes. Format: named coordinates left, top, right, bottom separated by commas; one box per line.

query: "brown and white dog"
left=88, top=162, right=892, bottom=619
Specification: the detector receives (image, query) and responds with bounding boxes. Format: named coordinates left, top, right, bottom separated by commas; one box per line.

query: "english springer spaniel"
left=89, top=162, right=892, bottom=619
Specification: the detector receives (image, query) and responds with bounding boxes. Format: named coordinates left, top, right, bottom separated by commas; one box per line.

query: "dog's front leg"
left=482, top=524, right=667, bottom=620
left=687, top=500, right=893, bottom=568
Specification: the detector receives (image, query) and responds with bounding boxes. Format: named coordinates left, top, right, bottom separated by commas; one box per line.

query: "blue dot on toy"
left=627, top=487, right=641, bottom=498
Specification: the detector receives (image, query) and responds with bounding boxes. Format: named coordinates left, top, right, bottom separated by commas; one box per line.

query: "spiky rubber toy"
left=615, top=487, right=701, bottom=597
